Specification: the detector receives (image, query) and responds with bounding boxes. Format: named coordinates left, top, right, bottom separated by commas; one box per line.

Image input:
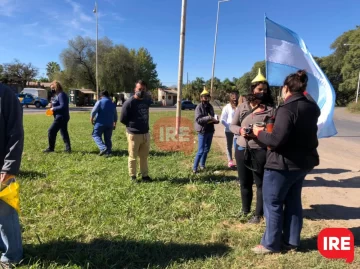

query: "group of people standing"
left=192, top=69, right=320, bottom=254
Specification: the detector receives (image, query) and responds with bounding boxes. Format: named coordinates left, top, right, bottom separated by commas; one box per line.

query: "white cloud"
left=65, top=0, right=94, bottom=23
left=0, top=0, right=17, bottom=17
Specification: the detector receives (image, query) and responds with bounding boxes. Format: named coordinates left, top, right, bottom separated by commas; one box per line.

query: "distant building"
left=158, top=88, right=177, bottom=106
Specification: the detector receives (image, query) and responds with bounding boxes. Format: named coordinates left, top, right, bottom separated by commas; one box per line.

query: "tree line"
left=1, top=25, right=359, bottom=105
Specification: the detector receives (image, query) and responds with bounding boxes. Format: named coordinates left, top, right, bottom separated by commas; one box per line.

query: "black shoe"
left=130, top=176, right=137, bottom=182
left=238, top=211, right=250, bottom=218
left=282, top=242, right=298, bottom=251
left=105, top=153, right=112, bottom=158
left=43, top=148, right=54, bottom=153
left=99, top=148, right=107, bottom=156
left=64, top=149, right=72, bottom=153
left=248, top=215, right=262, bottom=224
left=142, top=176, right=152, bottom=182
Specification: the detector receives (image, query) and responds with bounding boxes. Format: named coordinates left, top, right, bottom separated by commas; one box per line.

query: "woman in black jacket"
left=251, top=70, right=320, bottom=254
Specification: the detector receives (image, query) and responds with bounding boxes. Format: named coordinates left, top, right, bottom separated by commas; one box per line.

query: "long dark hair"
left=246, top=81, right=274, bottom=106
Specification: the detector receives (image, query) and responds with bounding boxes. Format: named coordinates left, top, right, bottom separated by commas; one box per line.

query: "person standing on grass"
left=230, top=69, right=275, bottom=224
left=251, top=70, right=320, bottom=254
left=43, top=81, right=71, bottom=153
left=0, top=83, right=24, bottom=268
left=120, top=80, right=153, bottom=182
left=91, top=90, right=118, bottom=157
left=192, top=89, right=219, bottom=173
left=220, top=91, right=239, bottom=169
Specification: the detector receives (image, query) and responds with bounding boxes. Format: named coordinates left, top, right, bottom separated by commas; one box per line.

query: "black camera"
left=243, top=124, right=253, bottom=135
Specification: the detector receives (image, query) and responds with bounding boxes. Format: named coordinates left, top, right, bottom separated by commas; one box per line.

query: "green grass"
left=347, top=101, right=360, bottom=113
left=16, top=112, right=359, bottom=268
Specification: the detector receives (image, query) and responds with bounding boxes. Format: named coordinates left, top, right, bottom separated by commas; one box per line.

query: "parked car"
left=17, top=93, right=48, bottom=108
left=180, top=100, right=196, bottom=110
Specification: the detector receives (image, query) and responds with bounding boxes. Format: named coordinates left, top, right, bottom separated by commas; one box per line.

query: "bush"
left=347, top=101, right=360, bottom=113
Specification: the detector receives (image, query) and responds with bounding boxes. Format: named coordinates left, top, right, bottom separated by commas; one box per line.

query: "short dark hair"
left=283, top=70, right=308, bottom=93
left=136, top=80, right=147, bottom=88
left=101, top=90, right=109, bottom=97
left=230, top=90, right=239, bottom=96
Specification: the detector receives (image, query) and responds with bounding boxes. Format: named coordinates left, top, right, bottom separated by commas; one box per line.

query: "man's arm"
left=255, top=107, right=294, bottom=149
left=1, top=89, right=24, bottom=176
left=90, top=101, right=101, bottom=124
left=120, top=100, right=130, bottom=125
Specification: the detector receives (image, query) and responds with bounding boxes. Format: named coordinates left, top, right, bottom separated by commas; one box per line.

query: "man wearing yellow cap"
left=0, top=83, right=24, bottom=267
left=193, top=88, right=219, bottom=173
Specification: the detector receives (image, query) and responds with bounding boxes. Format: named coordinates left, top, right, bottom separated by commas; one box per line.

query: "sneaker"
left=282, top=242, right=298, bottom=251
left=192, top=170, right=197, bottom=174
left=105, top=153, right=112, bottom=158
left=130, top=176, right=137, bottom=181
left=228, top=160, right=235, bottom=168
left=99, top=148, right=107, bottom=156
left=64, top=149, right=72, bottom=153
left=248, top=215, right=262, bottom=224
left=0, top=262, right=15, bottom=269
left=199, top=166, right=205, bottom=171
left=142, top=176, right=152, bottom=182
left=43, top=148, right=54, bottom=153
left=251, top=245, right=277, bottom=255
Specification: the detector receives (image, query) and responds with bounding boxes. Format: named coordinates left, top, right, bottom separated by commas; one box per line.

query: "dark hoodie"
left=194, top=102, right=216, bottom=134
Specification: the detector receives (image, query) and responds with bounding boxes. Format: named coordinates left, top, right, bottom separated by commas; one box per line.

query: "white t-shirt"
left=220, top=103, right=236, bottom=132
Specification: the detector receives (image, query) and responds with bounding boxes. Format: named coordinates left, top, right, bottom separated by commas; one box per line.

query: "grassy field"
left=16, top=111, right=359, bottom=268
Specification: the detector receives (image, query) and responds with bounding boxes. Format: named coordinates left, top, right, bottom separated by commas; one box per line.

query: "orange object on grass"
left=46, top=109, right=53, bottom=116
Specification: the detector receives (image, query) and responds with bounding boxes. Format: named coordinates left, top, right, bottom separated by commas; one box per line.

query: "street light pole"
left=344, top=43, right=360, bottom=103
left=175, top=0, right=187, bottom=136
left=210, top=0, right=230, bottom=102
left=93, top=1, right=99, bottom=100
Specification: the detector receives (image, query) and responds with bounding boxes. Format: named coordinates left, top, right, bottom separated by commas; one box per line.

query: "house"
left=28, top=81, right=53, bottom=88
left=158, top=88, right=178, bottom=106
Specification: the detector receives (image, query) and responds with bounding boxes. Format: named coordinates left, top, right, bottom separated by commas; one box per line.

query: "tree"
left=100, top=45, right=136, bottom=93
left=131, top=47, right=160, bottom=90
left=236, top=60, right=266, bottom=96
left=2, top=59, right=38, bottom=86
left=38, top=77, right=50, bottom=82
left=46, top=62, right=61, bottom=81
left=0, top=65, right=4, bottom=82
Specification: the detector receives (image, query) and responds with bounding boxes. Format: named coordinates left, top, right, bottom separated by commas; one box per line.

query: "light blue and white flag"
left=265, top=16, right=337, bottom=138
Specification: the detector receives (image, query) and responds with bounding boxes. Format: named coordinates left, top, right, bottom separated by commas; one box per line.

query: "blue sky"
left=1, top=0, right=359, bottom=87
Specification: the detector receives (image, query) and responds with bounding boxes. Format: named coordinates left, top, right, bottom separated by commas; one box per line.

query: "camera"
left=243, top=124, right=253, bottom=135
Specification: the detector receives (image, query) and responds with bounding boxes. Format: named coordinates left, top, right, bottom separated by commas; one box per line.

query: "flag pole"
left=93, top=1, right=99, bottom=100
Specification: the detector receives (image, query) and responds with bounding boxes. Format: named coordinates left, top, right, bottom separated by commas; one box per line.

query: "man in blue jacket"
left=0, top=83, right=24, bottom=267
left=91, top=90, right=118, bottom=157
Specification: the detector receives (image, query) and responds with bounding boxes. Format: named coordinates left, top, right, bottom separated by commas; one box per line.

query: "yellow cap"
left=252, top=68, right=267, bottom=83
left=200, top=89, right=210, bottom=96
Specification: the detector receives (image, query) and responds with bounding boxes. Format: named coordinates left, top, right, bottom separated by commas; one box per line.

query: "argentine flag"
left=265, top=16, right=337, bottom=138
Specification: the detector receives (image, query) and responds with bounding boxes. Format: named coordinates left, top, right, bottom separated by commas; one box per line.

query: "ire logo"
left=317, top=228, right=355, bottom=263
left=153, top=117, right=194, bottom=155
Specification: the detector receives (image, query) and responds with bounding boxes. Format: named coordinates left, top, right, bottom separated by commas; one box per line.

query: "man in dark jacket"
left=91, top=90, right=118, bottom=157
left=120, top=80, right=153, bottom=182
left=0, top=83, right=24, bottom=266
left=251, top=70, right=320, bottom=254
left=192, top=89, right=219, bottom=173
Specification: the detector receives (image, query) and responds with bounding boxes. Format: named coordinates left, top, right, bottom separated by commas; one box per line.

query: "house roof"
left=79, top=89, right=96, bottom=94
left=162, top=89, right=177, bottom=95
left=28, top=81, right=52, bottom=88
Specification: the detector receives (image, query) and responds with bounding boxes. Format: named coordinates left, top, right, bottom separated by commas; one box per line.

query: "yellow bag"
left=0, top=182, right=20, bottom=214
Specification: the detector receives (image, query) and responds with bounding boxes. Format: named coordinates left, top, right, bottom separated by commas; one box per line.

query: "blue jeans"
left=193, top=132, right=214, bottom=171
left=92, top=123, right=113, bottom=153
left=0, top=200, right=23, bottom=263
left=261, top=169, right=310, bottom=251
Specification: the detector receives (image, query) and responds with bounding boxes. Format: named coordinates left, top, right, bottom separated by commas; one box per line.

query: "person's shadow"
left=23, top=238, right=230, bottom=268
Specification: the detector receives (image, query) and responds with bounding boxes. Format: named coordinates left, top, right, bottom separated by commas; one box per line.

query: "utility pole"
left=93, top=1, right=99, bottom=100
left=176, top=0, right=187, bottom=135
left=356, top=70, right=360, bottom=103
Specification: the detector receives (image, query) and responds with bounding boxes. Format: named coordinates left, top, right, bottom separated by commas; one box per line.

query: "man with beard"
left=192, top=89, right=219, bottom=173
left=220, top=91, right=239, bottom=168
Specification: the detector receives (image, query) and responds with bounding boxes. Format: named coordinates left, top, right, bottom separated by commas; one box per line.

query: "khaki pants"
left=126, top=132, right=150, bottom=177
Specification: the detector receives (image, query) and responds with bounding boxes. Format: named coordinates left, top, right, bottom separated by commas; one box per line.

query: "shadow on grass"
left=297, top=226, right=360, bottom=253
left=303, top=176, right=360, bottom=188
left=85, top=149, right=177, bottom=157
left=23, top=239, right=230, bottom=268
left=303, top=204, right=360, bottom=220
left=18, top=171, right=47, bottom=180
left=154, top=174, right=238, bottom=185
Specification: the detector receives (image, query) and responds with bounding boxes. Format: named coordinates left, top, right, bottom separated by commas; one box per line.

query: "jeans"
left=92, top=124, right=113, bottom=153
left=235, top=147, right=266, bottom=216
left=193, top=132, right=214, bottom=171
left=225, top=131, right=235, bottom=161
left=48, top=118, right=71, bottom=151
left=0, top=200, right=23, bottom=263
left=126, top=133, right=150, bottom=177
left=261, top=169, right=310, bottom=251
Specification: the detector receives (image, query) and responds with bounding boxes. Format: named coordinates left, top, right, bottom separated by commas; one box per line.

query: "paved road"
left=23, top=106, right=177, bottom=114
